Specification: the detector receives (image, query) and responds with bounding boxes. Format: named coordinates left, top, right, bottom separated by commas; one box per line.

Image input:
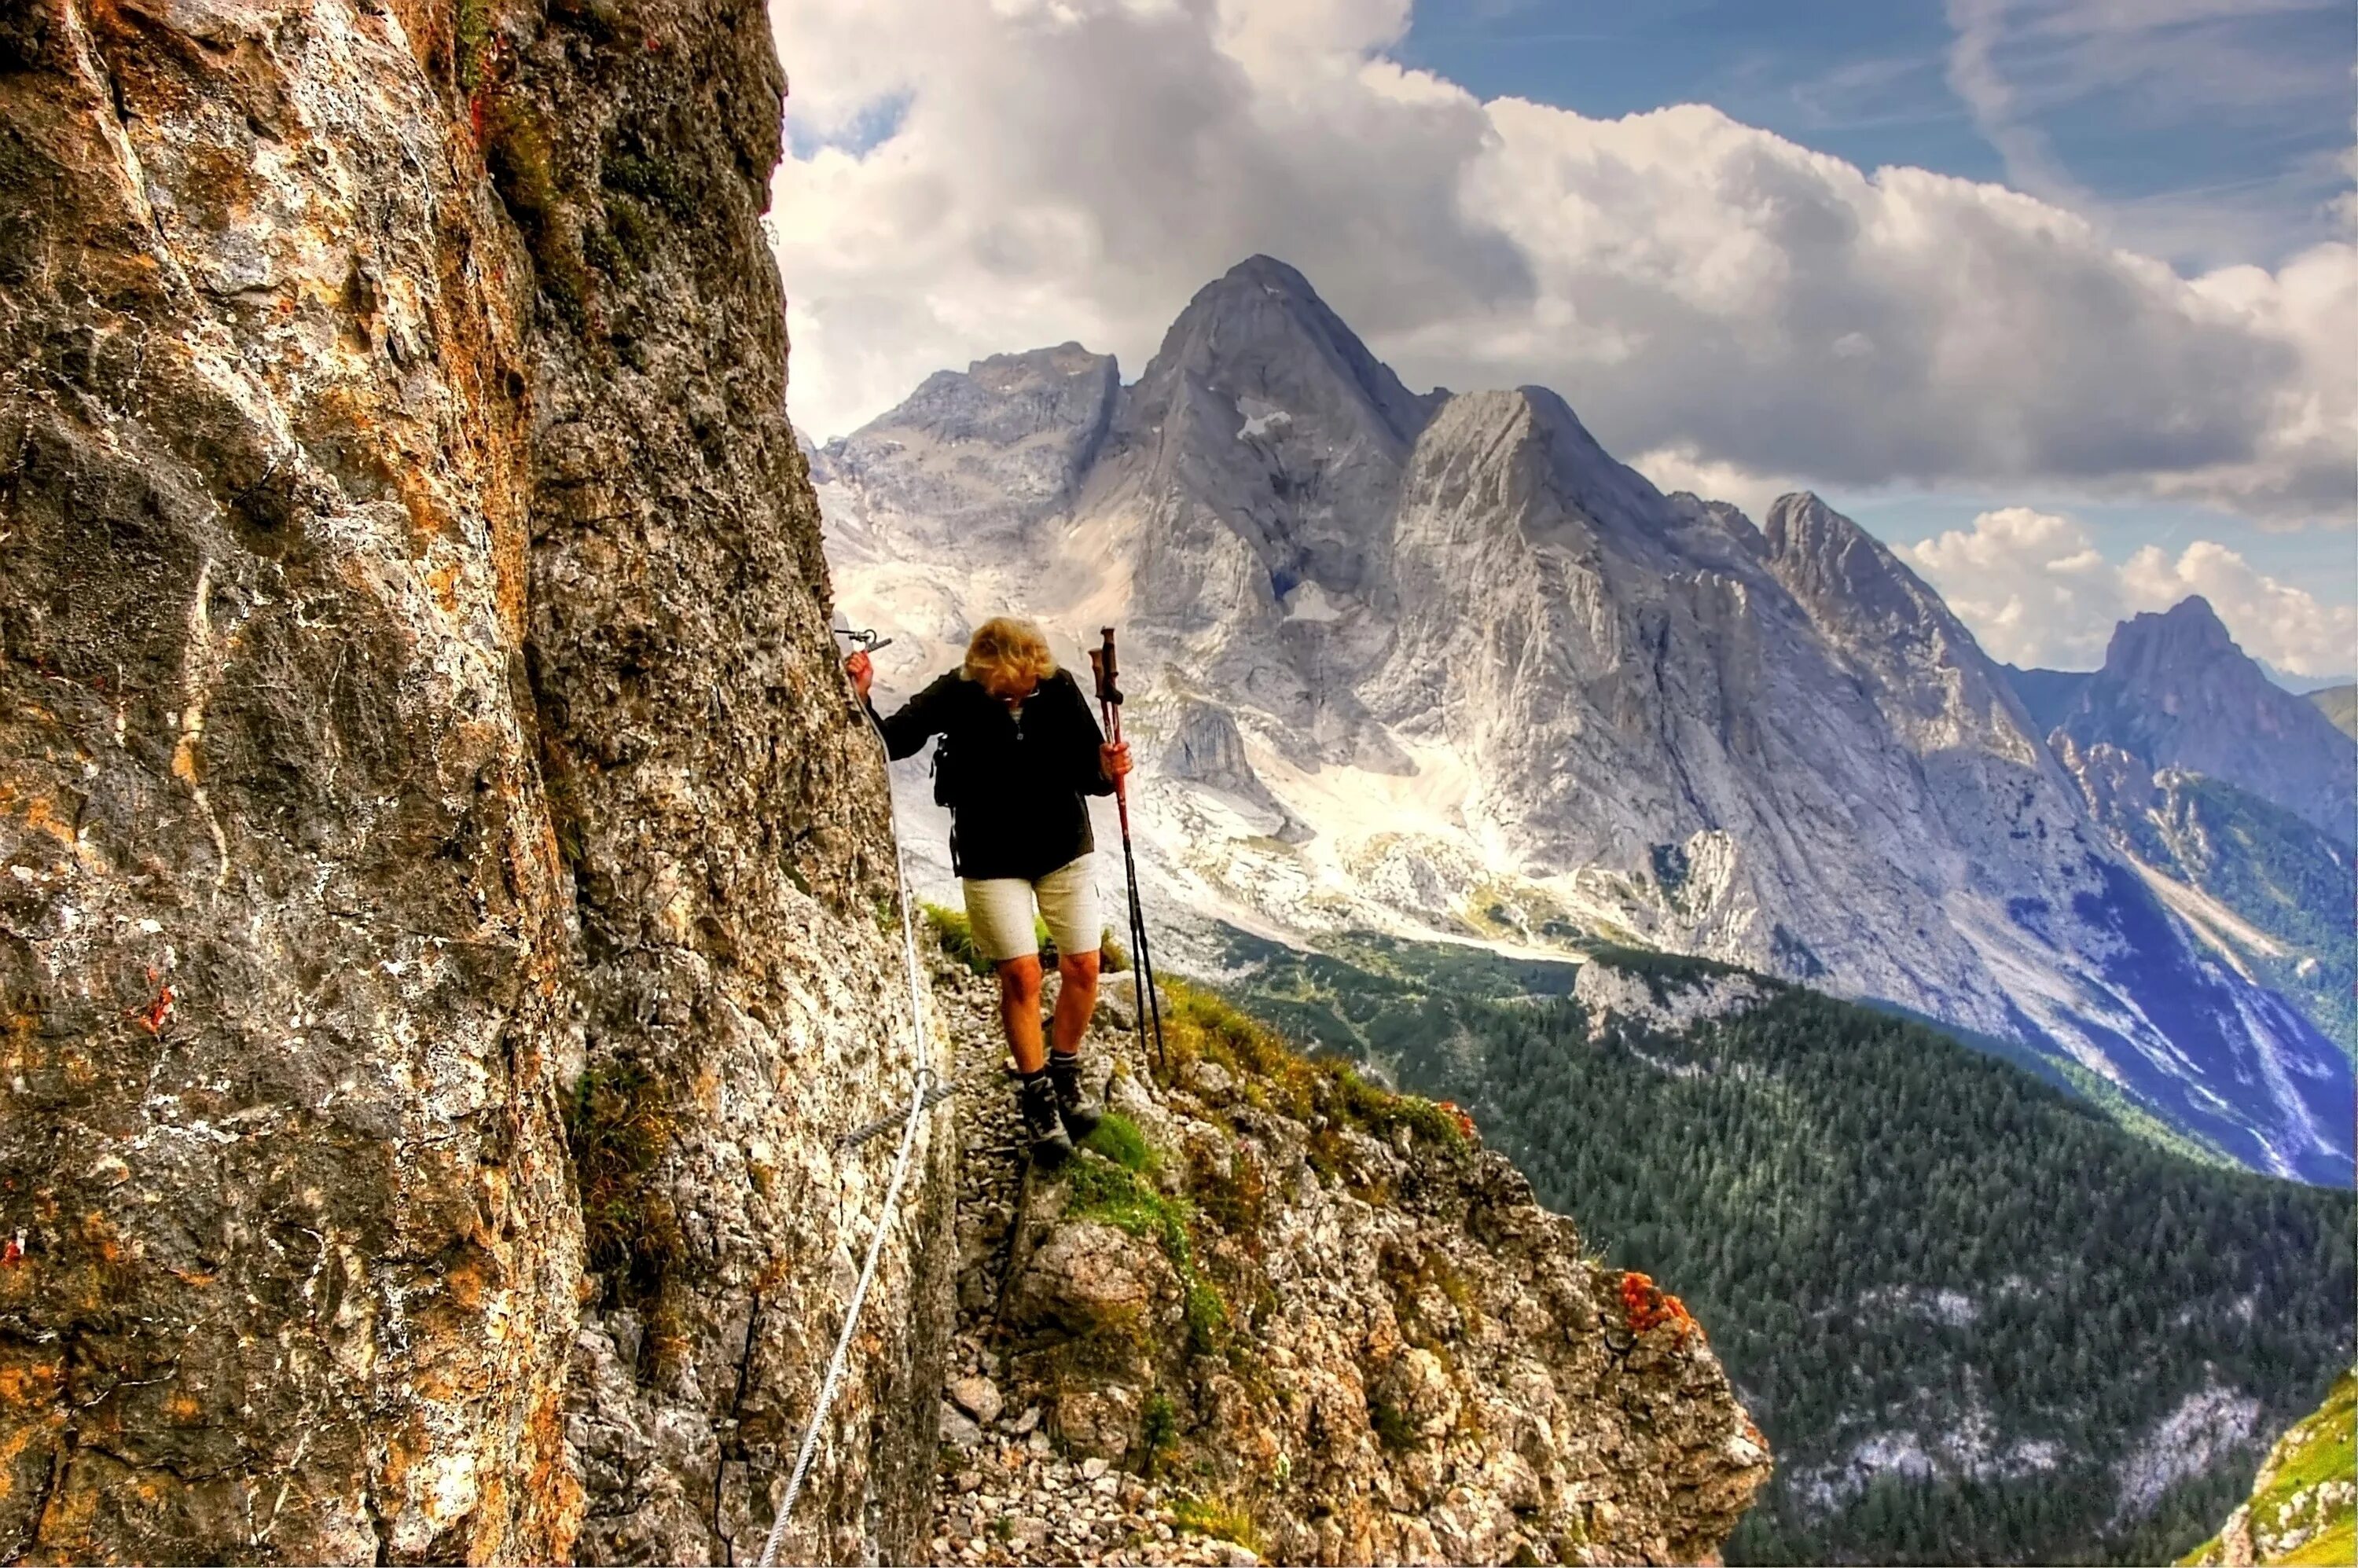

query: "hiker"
left=847, top=617, right=1131, bottom=1166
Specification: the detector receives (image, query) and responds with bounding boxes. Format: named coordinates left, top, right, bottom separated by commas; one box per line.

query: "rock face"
left=1, top=2, right=949, bottom=1562
left=2182, top=1368, right=2357, bottom=1567
left=819, top=257, right=2352, bottom=1185
left=2056, top=597, right=2357, bottom=844
left=927, top=963, right=1770, bottom=1566
left=814, top=343, right=1120, bottom=565
left=2047, top=733, right=2358, bottom=1063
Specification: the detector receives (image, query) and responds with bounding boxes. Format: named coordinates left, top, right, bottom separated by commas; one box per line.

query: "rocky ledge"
left=922, top=956, right=1771, bottom=1566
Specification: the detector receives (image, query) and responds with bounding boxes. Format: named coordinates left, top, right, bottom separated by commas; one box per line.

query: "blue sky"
left=1397, top=0, right=2356, bottom=270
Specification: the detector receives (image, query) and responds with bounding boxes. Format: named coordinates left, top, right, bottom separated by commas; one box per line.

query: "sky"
left=765, top=0, right=2357, bottom=676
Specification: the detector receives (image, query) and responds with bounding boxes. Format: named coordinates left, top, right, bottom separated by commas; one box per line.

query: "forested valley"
left=1213, top=933, right=2356, bottom=1564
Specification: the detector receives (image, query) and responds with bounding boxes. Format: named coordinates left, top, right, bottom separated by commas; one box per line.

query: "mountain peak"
left=1761, top=491, right=1842, bottom=551
left=1760, top=492, right=1942, bottom=632
left=1129, top=255, right=1437, bottom=450
left=1215, top=252, right=1320, bottom=297
left=2105, top=596, right=2238, bottom=672
left=2066, top=596, right=2356, bottom=840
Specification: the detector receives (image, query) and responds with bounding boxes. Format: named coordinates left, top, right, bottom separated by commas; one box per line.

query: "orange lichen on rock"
left=1619, top=1270, right=1700, bottom=1342
left=129, top=970, right=174, bottom=1037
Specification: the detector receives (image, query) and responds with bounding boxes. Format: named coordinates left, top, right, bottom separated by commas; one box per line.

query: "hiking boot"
left=1018, top=1073, right=1073, bottom=1170
left=1047, top=1051, right=1101, bottom=1142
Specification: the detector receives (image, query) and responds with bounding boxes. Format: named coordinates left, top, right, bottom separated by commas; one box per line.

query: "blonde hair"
left=963, top=616, right=1056, bottom=688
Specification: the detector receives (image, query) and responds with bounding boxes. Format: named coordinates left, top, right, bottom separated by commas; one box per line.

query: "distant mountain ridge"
left=1999, top=612, right=2358, bottom=1059
left=2310, top=685, right=2358, bottom=741
left=814, top=255, right=2353, bottom=1185
left=2057, top=597, right=2356, bottom=845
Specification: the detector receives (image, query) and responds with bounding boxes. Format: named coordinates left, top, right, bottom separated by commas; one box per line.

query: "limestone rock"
left=1054, top=1384, right=1144, bottom=1461
left=939, top=1403, right=986, bottom=1450
left=1009, top=1221, right=1182, bottom=1338
left=0, top=2, right=950, bottom=1561
left=948, top=1374, right=1005, bottom=1426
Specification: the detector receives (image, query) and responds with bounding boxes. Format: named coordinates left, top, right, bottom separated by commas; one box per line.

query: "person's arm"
left=875, top=691, right=942, bottom=762
left=849, top=655, right=948, bottom=761
left=1062, top=673, right=1124, bottom=796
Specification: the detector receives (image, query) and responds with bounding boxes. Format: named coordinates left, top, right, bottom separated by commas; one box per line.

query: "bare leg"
left=1052, top=948, right=1100, bottom=1058
left=997, top=954, right=1046, bottom=1074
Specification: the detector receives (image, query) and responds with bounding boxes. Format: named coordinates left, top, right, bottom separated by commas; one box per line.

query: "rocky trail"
left=912, top=950, right=1771, bottom=1566
left=926, top=965, right=1256, bottom=1566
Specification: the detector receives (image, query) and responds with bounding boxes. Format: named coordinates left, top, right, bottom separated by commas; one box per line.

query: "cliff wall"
left=0, top=2, right=949, bottom=1561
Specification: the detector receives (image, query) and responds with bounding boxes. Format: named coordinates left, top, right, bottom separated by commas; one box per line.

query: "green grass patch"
left=1158, top=977, right=1466, bottom=1159
left=1138, top=1389, right=1180, bottom=1476
left=1183, top=1276, right=1229, bottom=1351
left=1171, top=1494, right=1259, bottom=1552
left=1067, top=1143, right=1229, bottom=1356
left=1066, top=1149, right=1188, bottom=1248
left=1082, top=1111, right=1158, bottom=1175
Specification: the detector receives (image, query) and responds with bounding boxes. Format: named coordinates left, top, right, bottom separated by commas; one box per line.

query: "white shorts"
left=962, top=855, right=1101, bottom=964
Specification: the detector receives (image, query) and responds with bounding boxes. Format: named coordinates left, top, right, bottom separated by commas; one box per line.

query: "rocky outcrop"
left=2059, top=597, right=2356, bottom=844
left=2181, top=1368, right=2356, bottom=1567
left=1, top=2, right=948, bottom=1562
left=927, top=964, right=1770, bottom=1566
left=1572, top=960, right=1765, bottom=1045
left=1156, top=702, right=1309, bottom=845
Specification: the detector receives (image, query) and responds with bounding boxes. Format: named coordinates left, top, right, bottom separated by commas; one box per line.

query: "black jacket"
left=871, top=668, right=1113, bottom=879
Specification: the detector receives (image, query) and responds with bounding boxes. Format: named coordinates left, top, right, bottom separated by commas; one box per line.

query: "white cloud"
left=767, top=0, right=2357, bottom=527
left=1902, top=506, right=2358, bottom=674
left=1628, top=444, right=1808, bottom=527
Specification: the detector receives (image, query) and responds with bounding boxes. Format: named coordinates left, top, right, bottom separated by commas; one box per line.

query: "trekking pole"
left=1088, top=628, right=1167, bottom=1081
left=1086, top=639, right=1153, bottom=1077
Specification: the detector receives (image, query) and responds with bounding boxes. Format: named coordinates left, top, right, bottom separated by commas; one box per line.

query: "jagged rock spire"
left=2063, top=593, right=2356, bottom=841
